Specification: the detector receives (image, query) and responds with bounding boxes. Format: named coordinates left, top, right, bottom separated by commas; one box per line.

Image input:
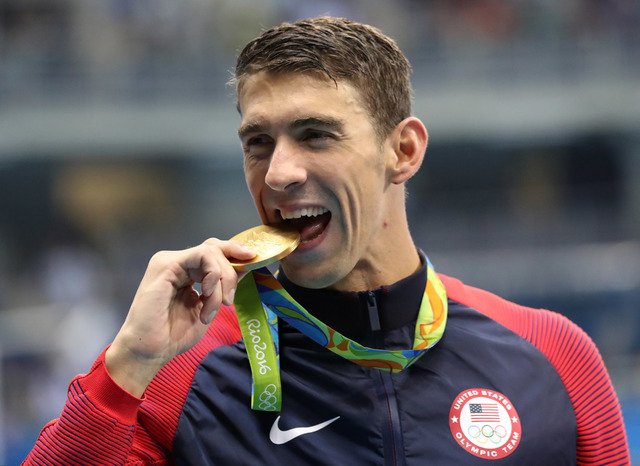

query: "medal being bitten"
left=229, top=224, right=300, bottom=271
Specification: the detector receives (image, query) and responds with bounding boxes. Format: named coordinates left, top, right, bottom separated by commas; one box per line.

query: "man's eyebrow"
left=289, top=116, right=345, bottom=133
left=237, top=121, right=264, bottom=139
left=237, top=116, right=346, bottom=139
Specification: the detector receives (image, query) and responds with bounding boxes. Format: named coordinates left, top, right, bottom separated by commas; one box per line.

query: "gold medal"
left=229, top=224, right=300, bottom=271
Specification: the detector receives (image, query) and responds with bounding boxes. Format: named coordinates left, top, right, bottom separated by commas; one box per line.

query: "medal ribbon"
left=234, top=261, right=448, bottom=411
left=235, top=273, right=282, bottom=411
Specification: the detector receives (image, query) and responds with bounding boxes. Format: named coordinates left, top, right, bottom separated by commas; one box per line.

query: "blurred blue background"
left=0, top=1, right=638, bottom=463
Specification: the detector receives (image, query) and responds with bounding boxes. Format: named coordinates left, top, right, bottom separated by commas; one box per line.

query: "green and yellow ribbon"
left=235, top=260, right=448, bottom=411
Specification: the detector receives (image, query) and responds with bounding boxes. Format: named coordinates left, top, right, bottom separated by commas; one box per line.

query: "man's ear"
left=388, top=117, right=428, bottom=184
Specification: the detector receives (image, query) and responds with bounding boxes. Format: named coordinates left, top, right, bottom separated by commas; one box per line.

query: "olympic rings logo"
left=449, top=390, right=521, bottom=460
left=258, top=384, right=279, bottom=411
left=467, top=424, right=507, bottom=444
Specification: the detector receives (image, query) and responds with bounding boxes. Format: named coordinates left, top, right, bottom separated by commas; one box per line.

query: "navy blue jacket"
left=24, top=259, right=629, bottom=465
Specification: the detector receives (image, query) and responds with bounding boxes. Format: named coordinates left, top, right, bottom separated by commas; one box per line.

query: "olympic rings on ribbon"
left=258, top=384, right=278, bottom=411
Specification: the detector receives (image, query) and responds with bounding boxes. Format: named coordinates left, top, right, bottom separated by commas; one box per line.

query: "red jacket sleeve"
left=21, top=348, right=169, bottom=465
left=441, top=274, right=630, bottom=465
left=22, top=305, right=242, bottom=466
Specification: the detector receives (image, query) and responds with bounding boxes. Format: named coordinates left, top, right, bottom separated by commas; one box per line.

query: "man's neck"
left=278, top=250, right=427, bottom=339
left=329, top=248, right=421, bottom=292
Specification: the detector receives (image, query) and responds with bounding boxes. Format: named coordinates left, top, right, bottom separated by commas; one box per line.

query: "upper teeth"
left=281, top=207, right=328, bottom=220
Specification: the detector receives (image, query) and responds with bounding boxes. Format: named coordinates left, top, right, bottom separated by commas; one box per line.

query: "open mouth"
left=280, top=207, right=331, bottom=243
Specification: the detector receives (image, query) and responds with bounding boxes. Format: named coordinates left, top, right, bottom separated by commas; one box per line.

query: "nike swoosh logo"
left=269, top=415, right=340, bottom=445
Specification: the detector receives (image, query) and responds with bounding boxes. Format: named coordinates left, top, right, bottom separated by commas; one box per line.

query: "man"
left=24, top=17, right=629, bottom=465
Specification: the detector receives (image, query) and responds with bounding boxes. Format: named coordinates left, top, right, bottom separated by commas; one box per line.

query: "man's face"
left=237, top=72, right=393, bottom=290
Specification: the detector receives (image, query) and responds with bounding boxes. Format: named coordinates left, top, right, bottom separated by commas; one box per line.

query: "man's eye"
left=303, top=130, right=333, bottom=142
left=243, top=135, right=273, bottom=154
left=246, top=135, right=269, bottom=147
left=305, top=131, right=326, bottom=139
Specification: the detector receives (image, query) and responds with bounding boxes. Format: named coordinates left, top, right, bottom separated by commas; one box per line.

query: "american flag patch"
left=469, top=403, right=501, bottom=422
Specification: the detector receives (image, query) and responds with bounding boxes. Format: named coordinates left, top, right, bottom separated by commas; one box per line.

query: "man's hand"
left=105, top=238, right=255, bottom=397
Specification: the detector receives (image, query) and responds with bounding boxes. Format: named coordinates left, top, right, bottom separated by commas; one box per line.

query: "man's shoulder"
left=441, top=273, right=563, bottom=321
left=439, top=273, right=594, bottom=364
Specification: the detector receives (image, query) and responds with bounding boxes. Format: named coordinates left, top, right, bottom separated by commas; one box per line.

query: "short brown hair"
left=234, top=16, right=413, bottom=141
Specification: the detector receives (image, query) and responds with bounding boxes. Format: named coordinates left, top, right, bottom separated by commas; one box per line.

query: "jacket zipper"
left=367, top=291, right=406, bottom=466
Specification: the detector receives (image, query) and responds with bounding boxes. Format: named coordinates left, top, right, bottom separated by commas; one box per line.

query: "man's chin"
left=279, top=260, right=341, bottom=290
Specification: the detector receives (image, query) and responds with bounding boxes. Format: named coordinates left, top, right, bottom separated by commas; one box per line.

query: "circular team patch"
left=449, top=388, right=521, bottom=460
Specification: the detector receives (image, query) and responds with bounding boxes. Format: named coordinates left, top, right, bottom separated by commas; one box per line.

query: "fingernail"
left=226, top=288, right=236, bottom=304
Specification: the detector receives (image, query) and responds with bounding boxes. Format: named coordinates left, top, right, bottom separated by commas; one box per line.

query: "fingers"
left=146, top=238, right=256, bottom=325
left=204, top=238, right=256, bottom=261
left=201, top=238, right=255, bottom=295
left=194, top=239, right=256, bottom=323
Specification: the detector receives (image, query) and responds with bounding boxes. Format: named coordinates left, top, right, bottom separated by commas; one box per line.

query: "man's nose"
left=265, top=139, right=307, bottom=191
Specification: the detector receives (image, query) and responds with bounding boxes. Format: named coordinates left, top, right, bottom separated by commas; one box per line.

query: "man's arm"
left=22, top=238, right=255, bottom=465
left=22, top=351, right=146, bottom=465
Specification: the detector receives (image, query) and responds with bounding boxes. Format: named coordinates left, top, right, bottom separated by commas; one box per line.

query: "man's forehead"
left=236, top=71, right=360, bottom=112
left=236, top=69, right=336, bottom=94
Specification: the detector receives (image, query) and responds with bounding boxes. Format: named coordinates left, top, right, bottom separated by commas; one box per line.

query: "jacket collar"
left=277, top=251, right=427, bottom=340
